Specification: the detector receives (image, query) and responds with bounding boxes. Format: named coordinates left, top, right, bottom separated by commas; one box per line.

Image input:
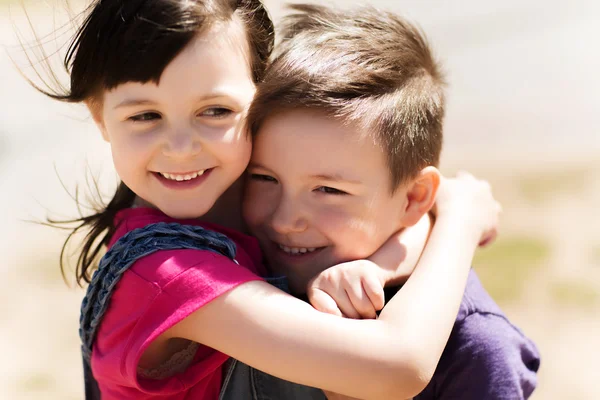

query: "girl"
left=30, top=1, right=500, bottom=399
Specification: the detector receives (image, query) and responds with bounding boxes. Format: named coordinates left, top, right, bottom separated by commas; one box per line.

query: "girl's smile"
left=93, top=21, right=256, bottom=219
left=154, top=168, right=214, bottom=190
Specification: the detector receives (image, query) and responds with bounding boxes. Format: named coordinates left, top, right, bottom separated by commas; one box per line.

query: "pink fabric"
left=91, top=208, right=266, bottom=399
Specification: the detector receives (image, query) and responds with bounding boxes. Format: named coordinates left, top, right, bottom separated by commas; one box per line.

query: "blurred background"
left=1, top=0, right=598, bottom=398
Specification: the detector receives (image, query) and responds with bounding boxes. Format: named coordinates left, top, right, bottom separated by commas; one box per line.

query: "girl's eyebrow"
left=114, top=91, right=241, bottom=110
left=114, top=99, right=156, bottom=109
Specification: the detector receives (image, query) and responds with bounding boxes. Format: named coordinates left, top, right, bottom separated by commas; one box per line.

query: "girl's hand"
left=306, top=214, right=432, bottom=319
left=307, top=260, right=385, bottom=319
left=435, top=171, right=501, bottom=247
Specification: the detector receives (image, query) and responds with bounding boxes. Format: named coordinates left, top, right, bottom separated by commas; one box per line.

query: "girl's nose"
left=163, top=129, right=202, bottom=158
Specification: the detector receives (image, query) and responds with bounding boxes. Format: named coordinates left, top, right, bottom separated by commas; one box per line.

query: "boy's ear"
left=400, top=166, right=441, bottom=227
left=86, top=99, right=109, bottom=142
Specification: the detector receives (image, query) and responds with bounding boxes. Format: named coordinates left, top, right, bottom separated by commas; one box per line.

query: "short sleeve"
left=422, top=312, right=540, bottom=400
left=93, top=249, right=263, bottom=393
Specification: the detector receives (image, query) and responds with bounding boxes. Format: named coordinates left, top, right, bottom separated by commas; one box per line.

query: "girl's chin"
left=158, top=203, right=212, bottom=220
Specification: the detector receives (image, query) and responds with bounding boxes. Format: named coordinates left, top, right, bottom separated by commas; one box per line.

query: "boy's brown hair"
left=247, top=3, right=446, bottom=190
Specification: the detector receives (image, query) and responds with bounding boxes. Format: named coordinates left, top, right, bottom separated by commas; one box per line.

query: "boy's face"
left=243, top=110, right=410, bottom=294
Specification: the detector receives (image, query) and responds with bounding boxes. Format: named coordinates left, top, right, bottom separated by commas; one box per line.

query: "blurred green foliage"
left=517, top=168, right=588, bottom=203
left=592, top=246, right=600, bottom=266
left=474, top=236, right=550, bottom=303
left=549, top=280, right=599, bottom=308
left=18, top=372, right=55, bottom=392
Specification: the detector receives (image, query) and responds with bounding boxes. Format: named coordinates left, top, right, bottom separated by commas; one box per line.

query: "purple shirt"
left=413, top=270, right=540, bottom=399
left=223, top=270, right=540, bottom=399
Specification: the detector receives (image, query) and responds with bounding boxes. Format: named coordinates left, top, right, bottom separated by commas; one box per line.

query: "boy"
left=241, top=4, right=540, bottom=400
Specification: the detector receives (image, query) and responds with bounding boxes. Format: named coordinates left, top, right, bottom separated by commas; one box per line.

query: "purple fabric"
left=414, top=270, right=540, bottom=399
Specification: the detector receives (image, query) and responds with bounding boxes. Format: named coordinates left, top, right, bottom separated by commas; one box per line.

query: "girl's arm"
left=368, top=211, right=432, bottom=287
left=170, top=173, right=500, bottom=400
left=305, top=213, right=432, bottom=319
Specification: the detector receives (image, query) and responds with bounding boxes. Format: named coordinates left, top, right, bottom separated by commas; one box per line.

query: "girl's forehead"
left=163, top=20, right=252, bottom=79
left=101, top=19, right=255, bottom=104
left=197, top=16, right=250, bottom=48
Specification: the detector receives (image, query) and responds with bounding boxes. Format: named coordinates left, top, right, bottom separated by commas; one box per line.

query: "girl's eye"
left=315, top=186, right=348, bottom=195
left=200, top=107, right=234, bottom=118
left=129, top=112, right=161, bottom=122
left=250, top=173, right=278, bottom=184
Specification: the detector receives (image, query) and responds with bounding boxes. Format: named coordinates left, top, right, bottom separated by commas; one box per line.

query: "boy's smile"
left=243, top=110, right=411, bottom=294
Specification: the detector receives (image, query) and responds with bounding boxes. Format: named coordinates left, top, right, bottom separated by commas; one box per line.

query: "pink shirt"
left=91, top=208, right=266, bottom=399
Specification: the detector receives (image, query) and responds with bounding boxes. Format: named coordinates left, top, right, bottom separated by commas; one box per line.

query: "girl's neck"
left=199, top=177, right=246, bottom=232
left=133, top=178, right=246, bottom=232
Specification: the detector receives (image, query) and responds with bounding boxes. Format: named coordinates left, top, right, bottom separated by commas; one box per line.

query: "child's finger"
left=362, top=273, right=385, bottom=312
left=308, top=288, right=343, bottom=317
left=334, top=288, right=362, bottom=319
left=345, top=279, right=377, bottom=319
left=309, top=277, right=361, bottom=319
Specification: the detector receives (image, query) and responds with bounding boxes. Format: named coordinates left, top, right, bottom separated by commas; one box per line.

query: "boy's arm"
left=421, top=312, right=540, bottom=400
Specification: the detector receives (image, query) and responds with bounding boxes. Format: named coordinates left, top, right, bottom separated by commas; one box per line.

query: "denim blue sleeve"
left=419, top=312, right=540, bottom=400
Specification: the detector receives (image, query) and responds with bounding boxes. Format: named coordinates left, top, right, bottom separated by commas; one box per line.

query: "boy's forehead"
left=252, top=109, right=394, bottom=184
left=258, top=108, right=376, bottom=142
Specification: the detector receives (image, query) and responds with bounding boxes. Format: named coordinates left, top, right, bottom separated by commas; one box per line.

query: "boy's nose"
left=271, top=199, right=308, bottom=234
left=163, top=129, right=202, bottom=158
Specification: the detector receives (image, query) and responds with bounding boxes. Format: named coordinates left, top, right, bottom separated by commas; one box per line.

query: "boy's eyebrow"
left=247, top=162, right=268, bottom=170
left=310, top=174, right=362, bottom=185
left=249, top=163, right=362, bottom=185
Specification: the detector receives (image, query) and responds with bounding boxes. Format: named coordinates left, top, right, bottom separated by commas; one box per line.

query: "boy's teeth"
left=278, top=245, right=319, bottom=255
left=160, top=170, right=206, bottom=181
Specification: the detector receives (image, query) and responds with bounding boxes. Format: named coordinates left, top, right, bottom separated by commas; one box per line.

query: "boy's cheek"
left=242, top=184, right=269, bottom=224
left=318, top=213, right=377, bottom=261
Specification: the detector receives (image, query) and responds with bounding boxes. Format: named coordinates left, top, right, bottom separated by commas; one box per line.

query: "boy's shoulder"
left=415, top=270, right=541, bottom=400
left=456, top=269, right=504, bottom=321
left=453, top=270, right=541, bottom=372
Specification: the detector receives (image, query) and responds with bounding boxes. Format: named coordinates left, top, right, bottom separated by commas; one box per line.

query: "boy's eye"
left=250, top=173, right=278, bottom=184
left=129, top=112, right=161, bottom=122
left=315, top=186, right=348, bottom=195
left=200, top=107, right=234, bottom=118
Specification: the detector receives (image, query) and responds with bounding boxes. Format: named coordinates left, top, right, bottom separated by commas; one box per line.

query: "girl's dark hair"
left=34, top=0, right=274, bottom=286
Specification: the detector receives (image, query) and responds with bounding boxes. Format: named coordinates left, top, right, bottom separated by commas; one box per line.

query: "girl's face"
left=94, top=21, right=255, bottom=219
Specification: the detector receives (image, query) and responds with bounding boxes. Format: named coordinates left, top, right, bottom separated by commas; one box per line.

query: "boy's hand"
left=307, top=260, right=386, bottom=319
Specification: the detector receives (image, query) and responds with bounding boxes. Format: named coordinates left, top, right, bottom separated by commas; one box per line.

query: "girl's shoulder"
left=110, top=207, right=267, bottom=283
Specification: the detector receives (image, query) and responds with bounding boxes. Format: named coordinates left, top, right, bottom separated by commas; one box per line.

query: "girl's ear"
left=85, top=99, right=109, bottom=142
left=400, top=166, right=441, bottom=227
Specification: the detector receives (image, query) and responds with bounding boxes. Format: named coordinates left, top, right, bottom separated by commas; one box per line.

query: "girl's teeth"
left=160, top=170, right=206, bottom=181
